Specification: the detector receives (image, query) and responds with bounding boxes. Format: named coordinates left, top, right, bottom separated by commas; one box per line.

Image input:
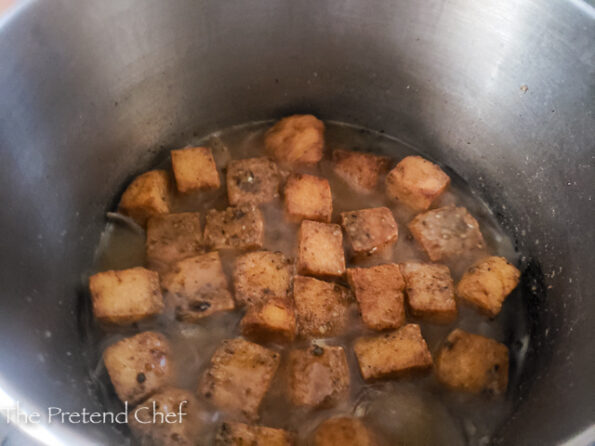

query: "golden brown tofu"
left=332, top=149, right=391, bottom=193
left=287, top=345, right=350, bottom=408
left=171, top=146, right=220, bottom=193
left=385, top=155, right=450, bottom=211
left=160, top=252, right=235, bottom=322
left=297, top=220, right=345, bottom=278
left=146, top=212, right=203, bottom=273
left=198, top=338, right=280, bottom=421
left=204, top=205, right=265, bottom=250
left=226, top=157, right=281, bottom=206
left=233, top=251, right=293, bottom=307
left=400, top=262, right=457, bottom=324
left=293, top=276, right=351, bottom=338
left=240, top=298, right=296, bottom=344
left=435, top=329, right=509, bottom=396
left=89, top=267, right=164, bottom=325
left=103, top=331, right=172, bottom=405
left=456, top=256, right=521, bottom=317
left=284, top=173, right=332, bottom=223
left=408, top=206, right=485, bottom=262
left=215, top=421, right=294, bottom=446
left=118, top=170, right=170, bottom=227
left=340, top=207, right=398, bottom=256
left=347, top=264, right=406, bottom=331
left=314, top=417, right=376, bottom=446
left=130, top=387, right=201, bottom=446
left=353, top=324, right=432, bottom=381
left=264, top=114, right=325, bottom=166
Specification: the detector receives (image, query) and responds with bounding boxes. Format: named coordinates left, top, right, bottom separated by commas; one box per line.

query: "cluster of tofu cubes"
left=89, top=114, right=521, bottom=445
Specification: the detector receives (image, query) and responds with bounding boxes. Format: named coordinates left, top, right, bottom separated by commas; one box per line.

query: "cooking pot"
left=0, top=0, right=593, bottom=444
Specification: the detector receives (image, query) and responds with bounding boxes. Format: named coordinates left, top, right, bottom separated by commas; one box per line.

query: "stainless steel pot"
left=0, top=0, right=593, bottom=444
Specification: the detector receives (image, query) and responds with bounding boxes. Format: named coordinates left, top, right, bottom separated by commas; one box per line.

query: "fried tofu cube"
left=284, top=173, right=332, bottom=223
left=436, top=329, right=509, bottom=395
left=198, top=338, right=280, bottom=421
left=287, top=345, right=350, bottom=408
left=204, top=205, right=264, bottom=250
left=314, top=417, right=376, bottom=446
left=385, top=155, right=450, bottom=211
left=161, top=252, right=235, bottom=322
left=400, top=262, right=457, bottom=324
left=240, top=298, right=296, bottom=344
left=233, top=251, right=293, bottom=307
left=103, top=331, right=172, bottom=405
left=297, top=220, right=345, bottom=278
left=171, top=146, right=220, bottom=193
left=456, top=256, right=520, bottom=317
left=332, top=149, right=391, bottom=193
left=353, top=324, right=432, bottom=381
left=265, top=115, right=325, bottom=165
left=409, top=206, right=485, bottom=262
left=89, top=267, right=164, bottom=325
left=347, top=264, right=406, bottom=331
left=340, top=207, right=398, bottom=256
left=215, top=422, right=294, bottom=446
left=293, top=276, right=351, bottom=338
left=227, top=157, right=281, bottom=206
left=146, top=212, right=203, bottom=273
left=118, top=170, right=170, bottom=227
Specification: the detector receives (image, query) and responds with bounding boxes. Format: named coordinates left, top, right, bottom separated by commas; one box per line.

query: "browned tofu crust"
left=215, top=421, right=294, bottom=446
left=436, top=329, right=509, bottom=395
left=227, top=157, right=281, bottom=206
left=284, top=173, right=333, bottom=223
left=240, top=298, right=297, bottom=344
left=118, top=170, right=170, bottom=227
left=293, top=276, right=352, bottom=338
left=287, top=345, right=350, bottom=408
left=171, top=146, right=220, bottom=193
left=332, top=149, right=391, bottom=193
left=314, top=417, right=376, bottom=446
left=341, top=207, right=398, bottom=256
left=146, top=212, right=203, bottom=273
left=265, top=114, right=325, bottom=166
left=204, top=205, right=265, bottom=250
left=103, top=331, right=172, bottom=405
left=297, top=220, right=345, bottom=278
left=400, top=262, right=457, bottom=324
left=347, top=264, right=406, bottom=331
left=353, top=324, right=433, bottom=381
left=456, top=256, right=520, bottom=317
left=385, top=155, right=450, bottom=211
left=89, top=267, right=164, bottom=325
left=198, top=338, right=281, bottom=421
left=160, top=252, right=235, bottom=322
left=233, top=250, right=293, bottom=307
left=408, top=206, right=485, bottom=262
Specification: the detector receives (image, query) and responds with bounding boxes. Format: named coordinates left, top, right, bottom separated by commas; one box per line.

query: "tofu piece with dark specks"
left=284, top=173, right=332, bottom=223
left=456, top=256, right=521, bottom=317
left=89, top=267, right=164, bottom=325
left=161, top=252, right=235, bottom=322
left=171, top=146, right=220, bottom=193
left=297, top=220, right=345, bottom=278
left=385, top=155, right=450, bottom=211
left=314, top=417, right=376, bottom=446
left=347, top=264, right=406, bottom=331
left=240, top=298, right=297, bottom=344
left=400, top=262, right=457, bottom=324
left=103, top=331, right=172, bottom=405
left=227, top=157, right=281, bottom=206
left=340, top=207, right=398, bottom=256
left=408, top=206, right=485, bottom=262
left=198, top=338, right=280, bottom=421
left=287, top=345, right=350, bottom=408
left=353, top=324, right=432, bottom=381
left=332, top=149, right=391, bottom=193
left=265, top=115, right=325, bottom=166
left=215, top=421, right=294, bottom=446
left=436, top=329, right=509, bottom=396
left=118, top=170, right=170, bottom=227
left=293, top=276, right=351, bottom=338
left=204, top=205, right=264, bottom=250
